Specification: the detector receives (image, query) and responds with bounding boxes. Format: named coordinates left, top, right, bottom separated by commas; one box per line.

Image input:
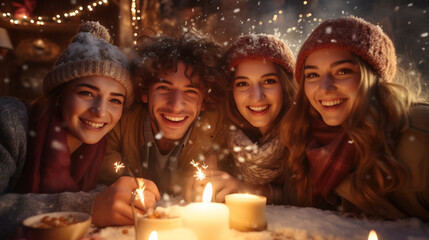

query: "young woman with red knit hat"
left=281, top=16, right=429, bottom=220
left=201, top=34, right=297, bottom=204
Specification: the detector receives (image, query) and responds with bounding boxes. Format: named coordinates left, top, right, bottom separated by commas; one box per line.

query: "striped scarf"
left=307, top=118, right=356, bottom=197
left=228, top=128, right=286, bottom=184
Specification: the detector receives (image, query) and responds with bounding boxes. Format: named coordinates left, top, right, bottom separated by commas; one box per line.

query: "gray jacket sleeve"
left=0, top=185, right=107, bottom=239
left=0, top=97, right=28, bottom=193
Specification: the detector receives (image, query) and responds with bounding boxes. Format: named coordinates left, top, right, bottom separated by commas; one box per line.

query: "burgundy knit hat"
left=225, top=34, right=295, bottom=77
left=295, top=16, right=397, bottom=84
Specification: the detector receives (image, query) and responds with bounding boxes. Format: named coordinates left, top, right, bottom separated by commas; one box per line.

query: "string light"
left=0, top=0, right=109, bottom=26
left=130, top=0, right=139, bottom=45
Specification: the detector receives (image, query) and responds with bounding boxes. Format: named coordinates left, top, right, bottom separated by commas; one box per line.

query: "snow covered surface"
left=89, top=205, right=429, bottom=240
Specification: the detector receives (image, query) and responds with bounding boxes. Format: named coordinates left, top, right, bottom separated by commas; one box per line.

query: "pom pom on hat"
left=295, top=16, right=397, bottom=84
left=78, top=21, right=112, bottom=43
left=225, top=34, right=295, bottom=78
left=43, top=21, right=134, bottom=107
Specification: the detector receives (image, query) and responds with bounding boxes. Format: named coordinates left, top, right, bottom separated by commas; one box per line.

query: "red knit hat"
left=295, top=16, right=397, bottom=84
left=225, top=34, right=295, bottom=77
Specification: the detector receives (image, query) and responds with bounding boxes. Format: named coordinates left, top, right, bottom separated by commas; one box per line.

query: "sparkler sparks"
left=135, top=178, right=146, bottom=210
left=190, top=160, right=208, bottom=181
left=114, top=161, right=125, bottom=172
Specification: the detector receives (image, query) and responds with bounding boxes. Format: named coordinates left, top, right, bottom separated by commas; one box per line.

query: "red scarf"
left=306, top=117, right=356, bottom=197
left=16, top=105, right=106, bottom=193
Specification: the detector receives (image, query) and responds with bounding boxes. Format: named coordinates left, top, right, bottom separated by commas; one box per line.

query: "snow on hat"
left=43, top=21, right=133, bottom=107
left=295, top=16, right=397, bottom=84
left=225, top=34, right=295, bottom=77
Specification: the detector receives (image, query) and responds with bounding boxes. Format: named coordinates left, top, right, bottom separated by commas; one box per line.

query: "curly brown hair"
left=132, top=29, right=226, bottom=110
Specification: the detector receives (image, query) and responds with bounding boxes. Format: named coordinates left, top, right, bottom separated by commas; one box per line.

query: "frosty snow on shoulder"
left=186, top=34, right=297, bottom=206
left=95, top=28, right=229, bottom=226
left=281, top=16, right=429, bottom=221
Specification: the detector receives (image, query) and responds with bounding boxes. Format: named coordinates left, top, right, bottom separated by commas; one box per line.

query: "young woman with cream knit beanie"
left=2, top=21, right=133, bottom=194
left=281, top=16, right=429, bottom=221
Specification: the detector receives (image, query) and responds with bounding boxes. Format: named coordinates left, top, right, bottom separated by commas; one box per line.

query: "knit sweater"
left=0, top=97, right=105, bottom=239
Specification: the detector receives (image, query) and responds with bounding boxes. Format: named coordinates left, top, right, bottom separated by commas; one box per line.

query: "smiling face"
left=142, top=61, right=204, bottom=144
left=232, top=59, right=284, bottom=135
left=62, top=76, right=126, bottom=146
left=303, top=48, right=361, bottom=126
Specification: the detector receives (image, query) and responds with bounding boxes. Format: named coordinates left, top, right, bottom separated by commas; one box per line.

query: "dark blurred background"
left=0, top=0, right=428, bottom=102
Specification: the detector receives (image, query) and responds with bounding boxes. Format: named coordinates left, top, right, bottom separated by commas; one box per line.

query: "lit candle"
left=148, top=231, right=157, bottom=240
left=368, top=230, right=378, bottom=240
left=225, top=193, right=267, bottom=231
left=183, top=183, right=230, bottom=240
left=135, top=214, right=183, bottom=240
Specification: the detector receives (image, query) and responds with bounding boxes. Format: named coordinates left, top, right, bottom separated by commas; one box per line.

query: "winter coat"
left=98, top=102, right=229, bottom=193
left=0, top=97, right=105, bottom=239
left=283, top=104, right=429, bottom=221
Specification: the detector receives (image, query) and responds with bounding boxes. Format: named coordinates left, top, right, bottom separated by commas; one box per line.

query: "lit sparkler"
left=113, top=161, right=147, bottom=210
left=135, top=178, right=146, bottom=210
left=190, top=160, right=208, bottom=181
left=114, top=161, right=125, bottom=172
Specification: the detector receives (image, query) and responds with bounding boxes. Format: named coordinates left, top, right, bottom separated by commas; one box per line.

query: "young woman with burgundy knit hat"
left=197, top=34, right=297, bottom=204
left=281, top=16, right=429, bottom=220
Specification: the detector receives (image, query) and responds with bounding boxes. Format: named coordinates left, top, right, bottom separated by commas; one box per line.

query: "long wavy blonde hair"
left=281, top=54, right=421, bottom=211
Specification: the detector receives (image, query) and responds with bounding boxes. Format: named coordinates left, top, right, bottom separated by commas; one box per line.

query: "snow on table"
left=88, top=205, right=429, bottom=240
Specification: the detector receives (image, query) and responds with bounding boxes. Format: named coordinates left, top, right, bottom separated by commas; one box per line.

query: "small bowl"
left=23, top=211, right=91, bottom=240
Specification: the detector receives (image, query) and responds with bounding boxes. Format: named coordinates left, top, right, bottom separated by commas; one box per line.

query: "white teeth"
left=321, top=99, right=344, bottom=107
left=248, top=105, right=269, bottom=112
left=83, top=119, right=104, bottom=128
left=164, top=115, right=186, bottom=122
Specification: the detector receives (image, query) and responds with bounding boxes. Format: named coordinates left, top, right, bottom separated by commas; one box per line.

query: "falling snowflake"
left=325, top=26, right=332, bottom=34
left=29, top=130, right=36, bottom=137
left=155, top=131, right=163, bottom=140
left=421, top=32, right=428, bottom=38
left=233, top=8, right=240, bottom=13
left=51, top=140, right=66, bottom=151
left=233, top=146, right=242, bottom=152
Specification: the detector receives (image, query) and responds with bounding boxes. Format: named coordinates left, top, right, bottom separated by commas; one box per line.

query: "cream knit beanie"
left=44, top=21, right=133, bottom=107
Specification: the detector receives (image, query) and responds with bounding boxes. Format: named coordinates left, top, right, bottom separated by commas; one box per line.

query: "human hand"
left=92, top=176, right=160, bottom=227
left=209, top=170, right=243, bottom=202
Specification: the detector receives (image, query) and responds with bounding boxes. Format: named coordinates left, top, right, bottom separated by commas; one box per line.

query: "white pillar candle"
left=135, top=215, right=183, bottom=240
left=225, top=193, right=267, bottom=231
left=183, top=183, right=230, bottom=240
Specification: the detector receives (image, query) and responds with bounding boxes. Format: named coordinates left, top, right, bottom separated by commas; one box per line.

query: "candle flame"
left=202, top=182, right=213, bottom=203
left=113, top=161, right=125, bottom=172
left=368, top=230, right=378, bottom=240
left=135, top=178, right=146, bottom=210
left=190, top=160, right=208, bottom=180
left=148, top=231, right=158, bottom=240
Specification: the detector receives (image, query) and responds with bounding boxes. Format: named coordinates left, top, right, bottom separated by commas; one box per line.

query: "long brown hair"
left=281, top=54, right=419, bottom=210
left=226, top=63, right=297, bottom=142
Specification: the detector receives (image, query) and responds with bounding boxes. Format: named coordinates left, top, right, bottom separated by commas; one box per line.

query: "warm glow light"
left=202, top=182, right=213, bottom=203
left=190, top=160, right=208, bottom=181
left=148, top=231, right=158, bottom=240
left=136, top=178, right=146, bottom=209
left=368, top=230, right=378, bottom=240
left=114, top=162, right=125, bottom=172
